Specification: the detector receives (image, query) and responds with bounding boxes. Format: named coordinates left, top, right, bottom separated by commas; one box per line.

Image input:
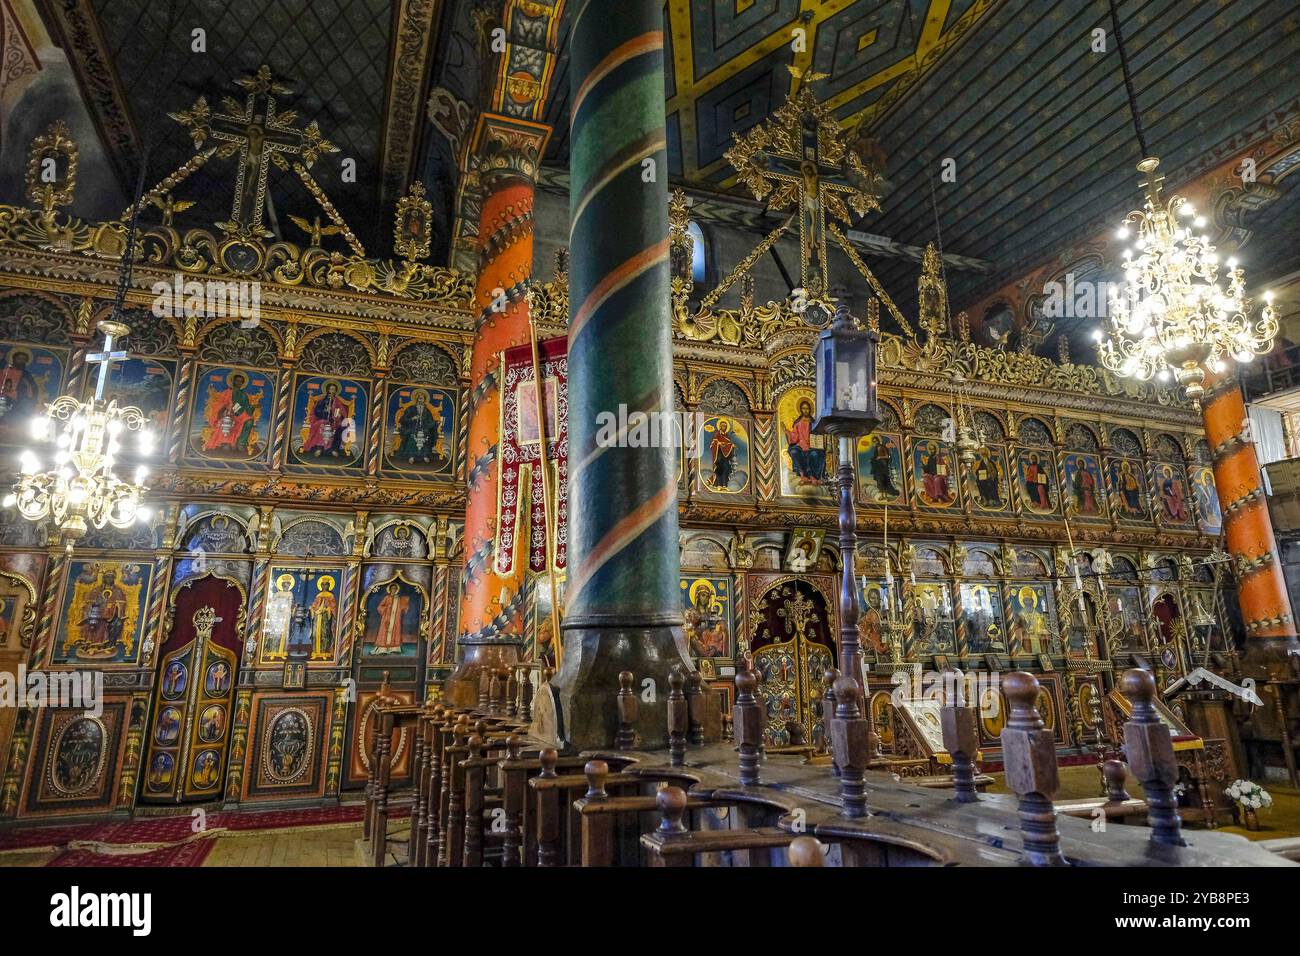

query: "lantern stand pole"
left=837, top=433, right=865, bottom=693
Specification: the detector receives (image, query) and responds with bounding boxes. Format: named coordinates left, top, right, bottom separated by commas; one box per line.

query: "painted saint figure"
left=684, top=580, right=728, bottom=658
left=301, top=382, right=349, bottom=457
left=1023, top=453, right=1052, bottom=510
left=371, top=582, right=409, bottom=655
left=203, top=371, right=258, bottom=455
left=1160, top=465, right=1189, bottom=522
left=393, top=389, right=444, bottom=465
left=709, top=418, right=737, bottom=490
left=308, top=576, right=337, bottom=660
left=865, top=434, right=899, bottom=497
left=0, top=348, right=39, bottom=425
left=973, top=447, right=1002, bottom=507
left=784, top=399, right=826, bottom=484
left=919, top=440, right=952, bottom=504
left=1115, top=460, right=1143, bottom=515
left=77, top=571, right=127, bottom=657
left=1070, top=456, right=1099, bottom=514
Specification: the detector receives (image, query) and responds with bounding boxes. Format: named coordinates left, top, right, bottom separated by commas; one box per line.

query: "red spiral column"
left=444, top=114, right=551, bottom=706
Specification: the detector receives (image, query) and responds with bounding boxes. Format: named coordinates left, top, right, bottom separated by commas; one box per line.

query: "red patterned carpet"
left=0, top=803, right=405, bottom=866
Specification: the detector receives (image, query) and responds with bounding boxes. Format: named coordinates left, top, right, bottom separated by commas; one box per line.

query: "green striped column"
left=547, top=0, right=687, bottom=750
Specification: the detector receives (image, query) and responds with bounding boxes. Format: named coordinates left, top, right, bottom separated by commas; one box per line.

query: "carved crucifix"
left=169, top=65, right=338, bottom=230
left=726, top=70, right=884, bottom=298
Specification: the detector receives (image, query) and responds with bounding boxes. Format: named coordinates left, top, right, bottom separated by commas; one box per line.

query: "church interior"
left=0, top=0, right=1299, bottom=887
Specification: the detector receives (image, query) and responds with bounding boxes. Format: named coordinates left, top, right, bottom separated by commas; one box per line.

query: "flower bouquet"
left=1224, top=779, right=1273, bottom=830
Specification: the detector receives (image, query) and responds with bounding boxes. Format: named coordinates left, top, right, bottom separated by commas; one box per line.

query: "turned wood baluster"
left=788, top=836, right=826, bottom=867
left=429, top=710, right=458, bottom=865
left=1103, top=759, right=1132, bottom=803
left=501, top=736, right=526, bottom=867
left=830, top=676, right=870, bottom=818
left=1000, top=671, right=1065, bottom=866
left=1120, top=668, right=1185, bottom=846
left=686, top=670, right=705, bottom=745
left=495, top=667, right=511, bottom=716
left=371, top=709, right=395, bottom=867
left=410, top=710, right=429, bottom=864
left=578, top=759, right=613, bottom=866
left=506, top=669, right=519, bottom=718
left=734, top=668, right=763, bottom=786
left=487, top=669, right=501, bottom=715
left=478, top=668, right=491, bottom=711
left=668, top=665, right=688, bottom=767
left=426, top=712, right=452, bottom=868
left=536, top=748, right=563, bottom=867
left=517, top=665, right=534, bottom=722
left=462, top=735, right=487, bottom=866
left=940, top=693, right=980, bottom=803
left=649, top=785, right=692, bottom=868
left=439, top=715, right=471, bottom=866
left=616, top=670, right=637, bottom=750
left=822, top=666, right=841, bottom=774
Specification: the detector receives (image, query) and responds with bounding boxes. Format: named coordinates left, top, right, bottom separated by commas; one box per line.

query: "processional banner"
left=496, top=336, right=567, bottom=576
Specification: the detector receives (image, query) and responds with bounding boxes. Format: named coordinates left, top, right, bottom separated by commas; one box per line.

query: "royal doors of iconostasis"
left=341, top=561, right=431, bottom=792
left=142, top=574, right=246, bottom=803
left=746, top=574, right=837, bottom=747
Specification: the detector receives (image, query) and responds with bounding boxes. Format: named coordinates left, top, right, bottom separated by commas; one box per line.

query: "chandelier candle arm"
left=3, top=319, right=154, bottom=551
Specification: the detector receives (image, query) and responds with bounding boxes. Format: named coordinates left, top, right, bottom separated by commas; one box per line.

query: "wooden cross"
left=169, top=65, right=337, bottom=230
left=726, top=70, right=882, bottom=297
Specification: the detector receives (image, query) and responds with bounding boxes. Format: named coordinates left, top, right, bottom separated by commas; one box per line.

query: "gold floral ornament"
left=26, top=121, right=79, bottom=224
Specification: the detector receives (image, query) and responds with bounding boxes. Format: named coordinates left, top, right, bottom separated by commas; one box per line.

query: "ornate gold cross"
left=725, top=71, right=883, bottom=298
left=169, top=65, right=337, bottom=230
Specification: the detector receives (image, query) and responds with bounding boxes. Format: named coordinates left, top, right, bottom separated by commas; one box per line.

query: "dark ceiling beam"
left=378, top=0, right=444, bottom=216
left=36, top=0, right=141, bottom=193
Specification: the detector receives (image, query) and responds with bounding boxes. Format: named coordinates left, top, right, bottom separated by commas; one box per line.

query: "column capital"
left=469, top=113, right=551, bottom=189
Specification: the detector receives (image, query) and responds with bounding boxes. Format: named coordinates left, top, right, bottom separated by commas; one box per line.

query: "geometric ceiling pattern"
left=81, top=0, right=402, bottom=253
left=50, top=0, right=1300, bottom=355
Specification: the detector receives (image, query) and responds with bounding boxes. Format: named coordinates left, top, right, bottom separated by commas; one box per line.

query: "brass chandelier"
left=1095, top=0, right=1276, bottom=402
left=4, top=319, right=153, bottom=551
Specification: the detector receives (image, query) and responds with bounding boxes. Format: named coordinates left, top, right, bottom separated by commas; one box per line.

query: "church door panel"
left=342, top=573, right=427, bottom=790
left=142, top=575, right=245, bottom=804
left=746, top=575, right=837, bottom=747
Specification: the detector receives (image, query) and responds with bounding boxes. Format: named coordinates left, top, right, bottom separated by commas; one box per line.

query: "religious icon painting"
left=95, top=356, right=176, bottom=437
left=1062, top=453, right=1105, bottom=518
left=188, top=364, right=275, bottom=465
left=146, top=751, right=175, bottom=795
left=912, top=582, right=956, bottom=656
left=515, top=376, right=560, bottom=446
left=1005, top=583, right=1058, bottom=657
left=190, top=749, right=222, bottom=792
left=288, top=374, right=367, bottom=471
left=777, top=388, right=831, bottom=499
left=1108, top=458, right=1148, bottom=520
left=258, top=567, right=345, bottom=665
left=0, top=342, right=65, bottom=445
left=382, top=383, right=457, bottom=477
left=858, top=581, right=890, bottom=657
left=154, top=706, right=182, bottom=746
left=360, top=575, right=425, bottom=657
left=959, top=583, right=1006, bottom=654
left=1189, top=465, right=1222, bottom=534
left=784, top=528, right=824, bottom=572
left=52, top=560, right=152, bottom=665
left=1153, top=462, right=1194, bottom=526
left=1016, top=449, right=1057, bottom=515
left=0, top=577, right=32, bottom=651
left=680, top=575, right=732, bottom=660
left=697, top=415, right=751, bottom=495
left=198, top=704, right=226, bottom=743
left=910, top=438, right=958, bottom=508
left=857, top=432, right=904, bottom=504
left=967, top=445, right=1008, bottom=512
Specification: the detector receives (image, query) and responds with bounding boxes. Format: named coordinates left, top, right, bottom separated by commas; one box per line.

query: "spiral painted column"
left=543, top=0, right=687, bottom=750
left=1201, top=366, right=1298, bottom=670
left=445, top=114, right=550, bottom=706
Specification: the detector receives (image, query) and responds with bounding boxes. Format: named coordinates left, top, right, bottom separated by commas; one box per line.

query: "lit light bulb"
left=2, top=493, right=15, bottom=508
left=1116, top=225, right=1129, bottom=239
left=1178, top=202, right=1194, bottom=217
left=19, top=451, right=39, bottom=473
left=135, top=465, right=148, bottom=483
left=1194, top=216, right=1206, bottom=228
left=137, top=506, right=153, bottom=523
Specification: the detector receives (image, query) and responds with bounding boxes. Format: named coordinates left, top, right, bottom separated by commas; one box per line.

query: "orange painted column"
left=444, top=115, right=551, bottom=705
left=1200, top=365, right=1299, bottom=675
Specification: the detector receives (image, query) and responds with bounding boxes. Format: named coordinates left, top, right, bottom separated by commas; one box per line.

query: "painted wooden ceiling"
left=50, top=0, right=1300, bottom=354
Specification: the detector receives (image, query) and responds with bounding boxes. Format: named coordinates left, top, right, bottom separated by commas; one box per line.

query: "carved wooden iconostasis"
left=0, top=67, right=1239, bottom=823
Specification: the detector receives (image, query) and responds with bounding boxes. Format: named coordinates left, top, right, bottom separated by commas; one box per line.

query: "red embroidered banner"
left=496, top=336, right=567, bottom=576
